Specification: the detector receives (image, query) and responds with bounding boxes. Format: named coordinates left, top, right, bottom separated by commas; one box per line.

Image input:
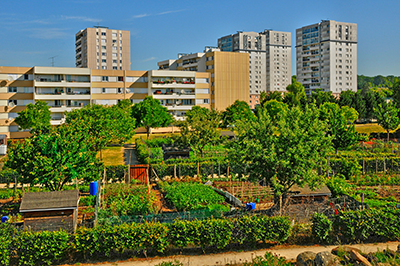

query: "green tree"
left=362, top=89, right=377, bottom=121
left=283, top=81, right=306, bottom=107
left=65, top=103, right=136, bottom=158
left=374, top=102, right=400, bottom=142
left=320, top=103, right=360, bottom=154
left=309, top=89, right=337, bottom=107
left=339, top=90, right=355, bottom=108
left=229, top=105, right=331, bottom=201
left=260, top=91, right=283, bottom=106
left=354, top=91, right=366, bottom=120
left=221, top=100, right=255, bottom=128
left=14, top=100, right=51, bottom=135
left=260, top=100, right=288, bottom=122
left=392, top=80, right=400, bottom=108
left=132, top=96, right=173, bottom=139
left=178, top=106, right=221, bottom=157
left=5, top=125, right=102, bottom=190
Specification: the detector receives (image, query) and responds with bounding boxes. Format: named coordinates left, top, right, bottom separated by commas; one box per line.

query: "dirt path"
left=79, top=241, right=400, bottom=266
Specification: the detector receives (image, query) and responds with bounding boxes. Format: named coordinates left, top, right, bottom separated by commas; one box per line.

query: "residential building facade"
left=218, top=30, right=291, bottom=109
left=75, top=26, right=131, bottom=70
left=0, top=66, right=210, bottom=138
left=158, top=48, right=249, bottom=111
left=296, top=20, right=357, bottom=97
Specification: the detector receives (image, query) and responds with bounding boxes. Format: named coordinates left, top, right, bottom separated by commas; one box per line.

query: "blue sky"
left=1, top=0, right=399, bottom=76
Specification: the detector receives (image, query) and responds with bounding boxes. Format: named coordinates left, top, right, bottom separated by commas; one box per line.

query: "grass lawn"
left=354, top=123, right=400, bottom=135
left=97, top=146, right=124, bottom=166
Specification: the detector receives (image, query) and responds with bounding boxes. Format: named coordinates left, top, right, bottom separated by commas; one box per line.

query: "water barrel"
left=89, top=181, right=99, bottom=196
left=246, top=202, right=256, bottom=211
left=1, top=216, right=9, bottom=223
left=0, top=145, right=7, bottom=155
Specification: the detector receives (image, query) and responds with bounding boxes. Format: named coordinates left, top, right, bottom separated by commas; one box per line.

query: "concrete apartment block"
left=296, top=20, right=357, bottom=97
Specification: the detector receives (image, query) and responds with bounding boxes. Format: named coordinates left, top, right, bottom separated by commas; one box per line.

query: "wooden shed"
left=20, top=190, right=79, bottom=233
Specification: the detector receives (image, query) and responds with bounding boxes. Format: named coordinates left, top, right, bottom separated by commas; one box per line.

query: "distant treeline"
left=358, top=75, right=400, bottom=90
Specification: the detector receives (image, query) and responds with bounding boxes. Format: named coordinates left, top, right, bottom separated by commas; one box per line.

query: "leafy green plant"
left=79, top=195, right=95, bottom=206
left=162, top=182, right=225, bottom=211
left=244, top=252, right=292, bottom=266
left=312, top=212, right=333, bottom=243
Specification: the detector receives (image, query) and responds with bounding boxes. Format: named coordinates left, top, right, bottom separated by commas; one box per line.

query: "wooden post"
left=363, top=159, right=365, bottom=175
left=375, top=158, right=378, bottom=174
left=384, top=157, right=386, bottom=173
left=146, top=165, right=151, bottom=197
left=218, top=162, right=221, bottom=178
left=126, top=166, right=131, bottom=184
left=13, top=176, right=17, bottom=199
left=227, top=165, right=230, bottom=179
left=279, top=195, right=282, bottom=216
left=197, top=162, right=200, bottom=177
left=174, top=164, right=177, bottom=178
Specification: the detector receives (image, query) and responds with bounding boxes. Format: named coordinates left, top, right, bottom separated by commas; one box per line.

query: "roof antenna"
left=49, top=56, right=57, bottom=67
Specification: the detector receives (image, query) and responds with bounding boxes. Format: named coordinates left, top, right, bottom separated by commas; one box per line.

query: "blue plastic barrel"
left=89, top=181, right=99, bottom=196
left=246, top=202, right=256, bottom=211
left=1, top=216, right=9, bottom=223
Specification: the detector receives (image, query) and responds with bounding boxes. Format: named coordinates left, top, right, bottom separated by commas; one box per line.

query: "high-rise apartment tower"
left=218, top=30, right=291, bottom=108
left=296, top=20, right=357, bottom=96
left=75, top=26, right=131, bottom=70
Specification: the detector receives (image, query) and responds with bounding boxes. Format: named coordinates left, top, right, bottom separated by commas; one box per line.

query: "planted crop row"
left=160, top=182, right=225, bottom=211
left=0, top=215, right=291, bottom=265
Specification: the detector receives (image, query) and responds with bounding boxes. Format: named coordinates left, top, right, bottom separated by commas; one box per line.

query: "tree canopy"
left=320, top=103, right=360, bottom=154
left=374, top=102, right=400, bottom=142
left=283, top=81, right=307, bottom=107
left=228, top=105, right=331, bottom=201
left=15, top=100, right=51, bottom=135
left=177, top=106, right=221, bottom=157
left=221, top=100, right=255, bottom=128
left=131, top=96, right=173, bottom=139
left=65, top=103, right=136, bottom=158
left=5, top=124, right=103, bottom=191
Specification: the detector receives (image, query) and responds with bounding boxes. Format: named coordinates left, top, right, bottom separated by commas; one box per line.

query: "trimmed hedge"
left=1, top=215, right=291, bottom=263
left=312, top=208, right=400, bottom=243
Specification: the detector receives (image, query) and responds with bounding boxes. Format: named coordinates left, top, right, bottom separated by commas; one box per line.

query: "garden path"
left=75, top=241, right=400, bottom=266
left=124, top=143, right=139, bottom=165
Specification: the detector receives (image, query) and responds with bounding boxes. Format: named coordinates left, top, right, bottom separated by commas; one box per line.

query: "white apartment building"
left=218, top=30, right=291, bottom=108
left=296, top=20, right=357, bottom=96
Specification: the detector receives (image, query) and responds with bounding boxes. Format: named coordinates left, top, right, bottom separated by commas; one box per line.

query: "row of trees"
left=7, top=97, right=173, bottom=190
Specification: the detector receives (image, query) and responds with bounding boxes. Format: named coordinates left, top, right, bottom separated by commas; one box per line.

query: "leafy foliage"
left=374, top=101, right=400, bottom=141
left=132, top=96, right=173, bottom=139
left=161, top=182, right=225, bottom=211
left=15, top=100, right=51, bottom=135
left=5, top=124, right=103, bottom=191
left=229, top=105, right=331, bottom=200
left=283, top=81, right=307, bottom=107
left=177, top=106, right=221, bottom=157
left=221, top=100, right=255, bottom=128
left=311, top=212, right=333, bottom=243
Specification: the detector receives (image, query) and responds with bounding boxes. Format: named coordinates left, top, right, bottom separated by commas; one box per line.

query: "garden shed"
left=19, top=190, right=79, bottom=233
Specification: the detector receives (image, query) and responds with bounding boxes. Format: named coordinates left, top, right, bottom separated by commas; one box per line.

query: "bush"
left=106, top=165, right=128, bottom=182
left=244, top=252, right=292, bottom=266
left=0, top=223, right=17, bottom=265
left=15, top=230, right=69, bottom=265
left=311, top=212, right=333, bottom=243
left=79, top=195, right=96, bottom=206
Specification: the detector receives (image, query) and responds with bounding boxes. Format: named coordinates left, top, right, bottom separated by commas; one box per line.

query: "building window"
left=102, top=46, right=106, bottom=49
left=8, top=100, right=17, bottom=106
left=102, top=59, right=106, bottom=63
left=118, top=88, right=122, bottom=93
left=101, top=32, right=106, bottom=36
left=203, top=99, right=209, bottom=104
left=102, top=76, right=109, bottom=81
left=102, top=88, right=106, bottom=93
left=118, top=76, right=124, bottom=82
left=102, top=52, right=106, bottom=56
left=8, top=87, right=17, bottom=93
left=113, top=67, right=117, bottom=70
left=24, top=74, right=29, bottom=80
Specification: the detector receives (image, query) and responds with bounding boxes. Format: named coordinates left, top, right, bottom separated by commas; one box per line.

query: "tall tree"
left=392, top=80, right=400, bottom=108
left=131, top=96, right=173, bottom=139
left=178, top=106, right=221, bottom=157
left=229, top=105, right=331, bottom=202
left=320, top=103, right=360, bottom=154
left=339, top=90, right=355, bottom=108
left=15, top=100, right=51, bottom=135
left=5, top=124, right=102, bottom=191
left=283, top=81, right=307, bottom=108
left=261, top=100, right=288, bottom=122
left=354, top=91, right=366, bottom=120
left=363, top=89, right=377, bottom=121
left=260, top=91, right=283, bottom=106
left=309, top=89, right=337, bottom=107
left=65, top=103, right=136, bottom=158
left=221, top=100, right=255, bottom=128
left=374, top=102, right=400, bottom=142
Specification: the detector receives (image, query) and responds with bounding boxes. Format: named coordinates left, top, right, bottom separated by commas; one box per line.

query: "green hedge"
left=312, top=208, right=400, bottom=243
left=135, top=138, right=150, bottom=164
left=105, top=165, right=128, bottom=182
left=1, top=215, right=291, bottom=263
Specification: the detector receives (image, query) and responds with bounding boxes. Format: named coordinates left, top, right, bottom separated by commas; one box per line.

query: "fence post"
left=375, top=158, right=378, bottom=174
left=197, top=162, right=200, bottom=177
left=218, top=162, right=221, bottom=178
left=174, top=164, right=177, bottom=178
left=363, top=159, right=365, bottom=175
left=384, top=157, right=386, bottom=173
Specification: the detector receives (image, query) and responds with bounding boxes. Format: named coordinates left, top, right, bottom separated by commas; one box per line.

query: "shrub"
left=79, top=195, right=96, bottom=206
left=15, top=230, right=69, bottom=265
left=311, top=212, right=333, bottom=243
left=105, top=165, right=128, bottom=182
left=0, top=223, right=17, bottom=265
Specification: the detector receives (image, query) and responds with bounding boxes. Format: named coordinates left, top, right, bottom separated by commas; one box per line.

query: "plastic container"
left=246, top=202, right=256, bottom=211
left=1, top=216, right=9, bottom=223
left=0, top=145, right=7, bottom=155
left=89, top=181, right=99, bottom=196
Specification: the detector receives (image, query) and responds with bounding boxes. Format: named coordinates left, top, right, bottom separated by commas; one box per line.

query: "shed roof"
left=289, top=184, right=331, bottom=197
left=20, top=190, right=79, bottom=212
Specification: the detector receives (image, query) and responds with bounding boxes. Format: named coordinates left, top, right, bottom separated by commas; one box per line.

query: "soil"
left=152, top=184, right=175, bottom=213
left=356, top=185, right=400, bottom=201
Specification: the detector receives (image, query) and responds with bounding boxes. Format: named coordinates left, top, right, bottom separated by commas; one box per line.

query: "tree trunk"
left=146, top=126, right=150, bottom=139
left=387, top=130, right=390, bottom=142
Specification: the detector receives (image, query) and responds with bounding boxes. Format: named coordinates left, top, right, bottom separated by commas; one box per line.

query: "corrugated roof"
left=289, top=184, right=331, bottom=197
left=20, top=190, right=79, bottom=212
